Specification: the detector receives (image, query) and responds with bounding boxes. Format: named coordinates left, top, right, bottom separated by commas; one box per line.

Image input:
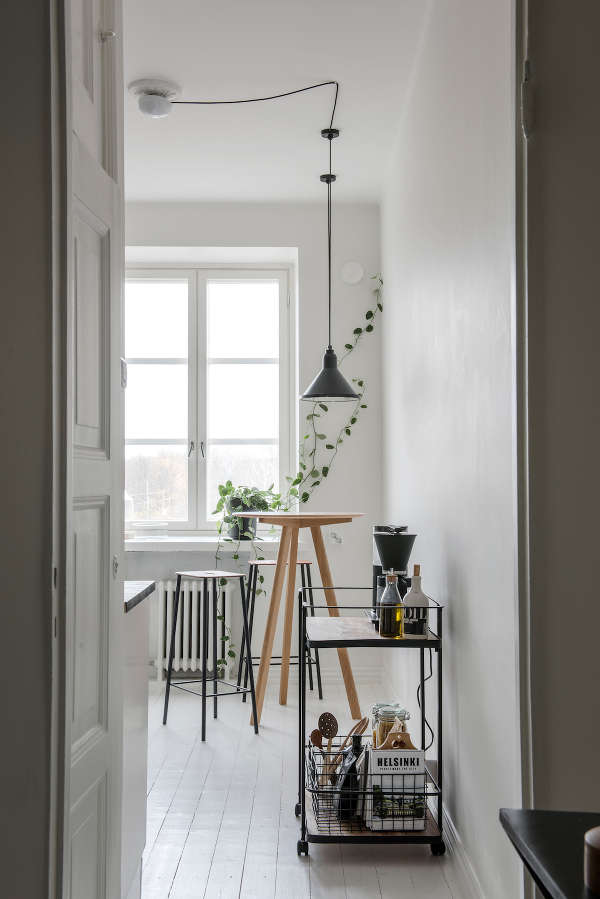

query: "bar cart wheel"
left=297, top=840, right=309, bottom=856
left=294, top=802, right=301, bottom=818
left=431, top=840, right=446, bottom=856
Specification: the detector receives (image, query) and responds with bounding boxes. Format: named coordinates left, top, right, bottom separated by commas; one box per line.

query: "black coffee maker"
left=372, top=525, right=416, bottom=623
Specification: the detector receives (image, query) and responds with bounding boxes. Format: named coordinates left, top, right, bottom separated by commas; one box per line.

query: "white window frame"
left=125, top=263, right=296, bottom=533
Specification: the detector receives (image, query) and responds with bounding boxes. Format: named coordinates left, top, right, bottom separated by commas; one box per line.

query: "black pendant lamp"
left=301, top=128, right=359, bottom=402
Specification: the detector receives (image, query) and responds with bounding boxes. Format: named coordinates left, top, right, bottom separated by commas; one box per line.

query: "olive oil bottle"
left=378, top=572, right=404, bottom=639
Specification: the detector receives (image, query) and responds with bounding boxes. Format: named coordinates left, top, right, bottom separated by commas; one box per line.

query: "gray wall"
left=380, top=1, right=520, bottom=897
left=0, top=1, right=53, bottom=896
left=526, top=0, right=600, bottom=811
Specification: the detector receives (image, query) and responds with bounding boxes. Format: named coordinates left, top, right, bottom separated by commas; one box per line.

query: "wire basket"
left=306, top=737, right=440, bottom=834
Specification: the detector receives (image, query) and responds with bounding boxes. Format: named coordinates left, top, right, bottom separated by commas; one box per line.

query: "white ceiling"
left=124, top=0, right=426, bottom=203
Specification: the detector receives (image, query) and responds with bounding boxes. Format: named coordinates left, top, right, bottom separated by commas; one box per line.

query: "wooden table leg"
left=279, top=527, right=299, bottom=705
left=251, top=526, right=291, bottom=725
left=310, top=525, right=361, bottom=720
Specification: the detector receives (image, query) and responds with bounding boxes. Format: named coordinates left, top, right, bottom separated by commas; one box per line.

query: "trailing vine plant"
left=212, top=275, right=383, bottom=673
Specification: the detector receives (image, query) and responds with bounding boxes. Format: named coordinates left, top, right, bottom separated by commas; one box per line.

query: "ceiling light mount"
left=128, top=78, right=181, bottom=118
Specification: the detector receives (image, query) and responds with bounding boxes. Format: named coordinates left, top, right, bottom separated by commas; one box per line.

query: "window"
left=124, top=267, right=294, bottom=531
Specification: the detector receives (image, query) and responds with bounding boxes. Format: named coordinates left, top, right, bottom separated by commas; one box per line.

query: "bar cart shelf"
left=297, top=588, right=444, bottom=857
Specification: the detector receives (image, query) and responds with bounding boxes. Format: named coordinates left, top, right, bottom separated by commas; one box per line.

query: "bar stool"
left=162, top=570, right=258, bottom=740
left=236, top=560, right=323, bottom=702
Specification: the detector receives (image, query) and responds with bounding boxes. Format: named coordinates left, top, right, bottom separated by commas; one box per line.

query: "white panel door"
left=63, top=0, right=124, bottom=895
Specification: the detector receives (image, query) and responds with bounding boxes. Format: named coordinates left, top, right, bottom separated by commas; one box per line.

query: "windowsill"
left=124, top=534, right=284, bottom=553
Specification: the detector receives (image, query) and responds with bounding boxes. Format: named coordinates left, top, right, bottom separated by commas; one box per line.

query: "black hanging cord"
left=173, top=79, right=340, bottom=348
left=416, top=648, right=436, bottom=751
left=327, top=137, right=333, bottom=348
left=173, top=79, right=339, bottom=130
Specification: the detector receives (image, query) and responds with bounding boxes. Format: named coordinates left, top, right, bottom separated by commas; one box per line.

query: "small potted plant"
left=214, top=482, right=282, bottom=540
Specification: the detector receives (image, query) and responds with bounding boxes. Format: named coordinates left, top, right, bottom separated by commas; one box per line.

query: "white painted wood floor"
left=143, top=675, right=467, bottom=898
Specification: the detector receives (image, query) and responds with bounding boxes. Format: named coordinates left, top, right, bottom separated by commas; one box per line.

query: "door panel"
left=71, top=0, right=119, bottom=179
left=72, top=498, right=109, bottom=751
left=69, top=775, right=108, bottom=899
left=73, top=205, right=110, bottom=454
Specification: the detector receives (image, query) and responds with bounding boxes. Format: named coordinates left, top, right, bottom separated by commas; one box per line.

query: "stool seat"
left=176, top=569, right=241, bottom=579
left=248, top=559, right=312, bottom=567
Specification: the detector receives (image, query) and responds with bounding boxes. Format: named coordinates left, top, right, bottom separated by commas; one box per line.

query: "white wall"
left=125, top=201, right=382, bottom=685
left=379, top=2, right=520, bottom=897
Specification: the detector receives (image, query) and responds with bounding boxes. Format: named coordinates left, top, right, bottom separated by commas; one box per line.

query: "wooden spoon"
left=318, top=712, right=338, bottom=784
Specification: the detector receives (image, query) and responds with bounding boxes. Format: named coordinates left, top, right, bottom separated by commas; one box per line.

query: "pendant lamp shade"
left=301, top=348, right=359, bottom=402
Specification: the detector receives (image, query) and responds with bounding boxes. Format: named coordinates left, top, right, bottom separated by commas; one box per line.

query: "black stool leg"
left=240, top=576, right=259, bottom=733
left=212, top=578, right=218, bottom=719
left=300, top=565, right=314, bottom=692
left=201, top=579, right=208, bottom=741
left=163, top=574, right=182, bottom=725
left=237, top=568, right=252, bottom=693
left=242, top=566, right=257, bottom=702
left=307, top=565, right=323, bottom=700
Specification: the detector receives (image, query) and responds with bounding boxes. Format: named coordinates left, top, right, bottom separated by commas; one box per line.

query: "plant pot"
left=227, top=516, right=257, bottom=540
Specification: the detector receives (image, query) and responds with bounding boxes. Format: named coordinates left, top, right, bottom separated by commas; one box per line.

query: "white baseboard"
left=442, top=806, right=485, bottom=899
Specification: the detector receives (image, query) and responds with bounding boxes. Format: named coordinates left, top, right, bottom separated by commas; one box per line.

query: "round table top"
left=232, top=511, right=363, bottom=527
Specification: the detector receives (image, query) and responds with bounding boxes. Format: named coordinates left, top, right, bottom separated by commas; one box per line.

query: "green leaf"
left=361, top=404, right=367, bottom=409
left=233, top=553, right=239, bottom=560
left=285, top=475, right=293, bottom=482
left=318, top=403, right=329, bottom=412
left=289, top=488, right=298, bottom=497
left=219, top=577, right=227, bottom=586
left=353, top=327, right=363, bottom=335
left=338, top=438, right=343, bottom=444
left=344, top=343, right=353, bottom=350
left=292, top=475, right=302, bottom=485
left=311, top=481, right=320, bottom=487
left=325, top=443, right=334, bottom=449
left=351, top=417, right=357, bottom=424
left=357, top=380, right=364, bottom=387
left=322, top=466, right=329, bottom=477
left=377, top=302, right=383, bottom=311
left=316, top=433, right=326, bottom=440
left=365, top=324, right=373, bottom=332
left=345, top=427, right=351, bottom=436
left=366, top=310, right=374, bottom=320
left=300, top=462, right=306, bottom=470
left=301, top=492, right=310, bottom=503
left=228, top=650, right=236, bottom=658
left=304, top=434, right=309, bottom=440
left=310, top=469, right=319, bottom=478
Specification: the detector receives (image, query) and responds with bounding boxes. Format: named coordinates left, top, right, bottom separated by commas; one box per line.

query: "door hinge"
left=53, top=566, right=57, bottom=589
left=99, top=29, right=117, bottom=42
left=120, top=358, right=128, bottom=388
left=287, top=292, right=291, bottom=308
left=521, top=59, right=533, bottom=140
left=112, top=555, right=119, bottom=579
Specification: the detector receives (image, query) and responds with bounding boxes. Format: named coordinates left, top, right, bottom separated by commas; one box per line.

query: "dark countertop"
left=500, top=808, right=600, bottom=899
left=124, top=580, right=155, bottom=613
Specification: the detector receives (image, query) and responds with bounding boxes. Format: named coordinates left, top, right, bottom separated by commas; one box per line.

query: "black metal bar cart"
left=296, top=587, right=445, bottom=857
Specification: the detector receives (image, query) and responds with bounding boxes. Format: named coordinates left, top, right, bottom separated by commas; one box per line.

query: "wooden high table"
left=233, top=511, right=363, bottom=725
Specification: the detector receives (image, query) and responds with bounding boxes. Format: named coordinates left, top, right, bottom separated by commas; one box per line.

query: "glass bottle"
left=403, top=563, right=430, bottom=638
left=378, top=572, right=404, bottom=639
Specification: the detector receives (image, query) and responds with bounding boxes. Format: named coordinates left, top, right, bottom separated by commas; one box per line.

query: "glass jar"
left=376, top=706, right=399, bottom=748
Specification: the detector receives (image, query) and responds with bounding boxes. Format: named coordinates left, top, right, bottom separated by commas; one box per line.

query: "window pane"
left=125, top=279, right=188, bottom=358
left=126, top=364, right=187, bottom=439
left=125, top=444, right=188, bottom=522
left=207, top=280, right=279, bottom=358
left=206, top=443, right=278, bottom=520
left=207, top=363, right=277, bottom=439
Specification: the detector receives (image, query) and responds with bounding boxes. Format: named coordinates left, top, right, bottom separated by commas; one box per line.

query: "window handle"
left=188, top=440, right=195, bottom=457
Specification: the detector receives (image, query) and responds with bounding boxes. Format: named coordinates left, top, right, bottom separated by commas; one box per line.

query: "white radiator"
left=155, top=579, right=229, bottom=681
